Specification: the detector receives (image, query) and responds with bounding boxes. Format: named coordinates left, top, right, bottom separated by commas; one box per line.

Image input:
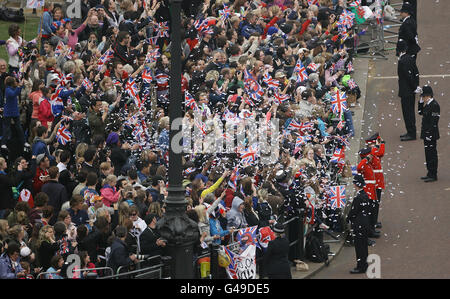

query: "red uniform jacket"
left=357, top=158, right=376, bottom=200
left=370, top=143, right=385, bottom=190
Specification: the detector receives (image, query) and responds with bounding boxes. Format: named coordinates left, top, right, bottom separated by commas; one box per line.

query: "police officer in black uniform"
left=418, top=86, right=440, bottom=182
left=403, top=0, right=417, bottom=22
left=347, top=174, right=371, bottom=274
left=396, top=3, right=420, bottom=60
left=397, top=39, right=420, bottom=141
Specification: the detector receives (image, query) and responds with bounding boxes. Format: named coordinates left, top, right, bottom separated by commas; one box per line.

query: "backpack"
left=305, top=231, right=329, bottom=264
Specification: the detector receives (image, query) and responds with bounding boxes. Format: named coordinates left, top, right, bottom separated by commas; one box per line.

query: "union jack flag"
left=330, top=147, right=345, bottom=164
left=244, top=69, right=264, bottom=102
left=97, top=48, right=114, bottom=71
left=299, top=122, right=314, bottom=134
left=224, top=246, right=238, bottom=279
left=331, top=90, right=348, bottom=115
left=112, top=79, right=122, bottom=87
left=336, top=120, right=345, bottom=130
left=146, top=36, right=159, bottom=47
left=125, top=78, right=141, bottom=107
left=287, top=119, right=302, bottom=131
left=156, top=22, right=169, bottom=38
left=349, top=0, right=361, bottom=8
left=347, top=78, right=357, bottom=89
left=307, top=63, right=320, bottom=72
left=56, top=124, right=72, bottom=145
left=145, top=48, right=160, bottom=64
left=295, top=135, right=311, bottom=148
left=347, top=62, right=354, bottom=73
left=59, top=73, right=72, bottom=87
left=194, top=118, right=207, bottom=136
left=125, top=78, right=139, bottom=97
left=194, top=18, right=215, bottom=35
left=141, top=68, right=153, bottom=84
left=219, top=4, right=232, bottom=22
left=240, top=144, right=258, bottom=166
left=329, top=185, right=346, bottom=209
left=336, top=134, right=350, bottom=148
left=236, top=226, right=260, bottom=250
left=308, top=0, right=319, bottom=6
left=244, top=96, right=256, bottom=107
left=294, top=59, right=308, bottom=83
left=50, top=87, right=64, bottom=116
left=273, top=91, right=290, bottom=105
left=81, top=78, right=93, bottom=90
left=132, top=126, right=143, bottom=142
left=185, top=91, right=198, bottom=111
left=263, top=72, right=279, bottom=89
left=228, top=166, right=240, bottom=191
left=55, top=41, right=64, bottom=57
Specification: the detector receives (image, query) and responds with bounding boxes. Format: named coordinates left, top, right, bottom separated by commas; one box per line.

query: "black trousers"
left=373, top=189, right=382, bottom=225
left=354, top=235, right=369, bottom=270
left=424, top=139, right=438, bottom=178
left=400, top=95, right=416, bottom=137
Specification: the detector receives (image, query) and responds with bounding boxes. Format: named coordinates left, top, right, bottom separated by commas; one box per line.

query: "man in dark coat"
left=396, top=3, right=420, bottom=59
left=346, top=174, right=371, bottom=274
left=139, top=213, right=166, bottom=257
left=0, top=157, right=15, bottom=218
left=397, top=39, right=420, bottom=141
left=263, top=222, right=292, bottom=279
left=41, top=166, right=69, bottom=225
left=107, top=226, right=137, bottom=273
left=418, top=86, right=440, bottom=182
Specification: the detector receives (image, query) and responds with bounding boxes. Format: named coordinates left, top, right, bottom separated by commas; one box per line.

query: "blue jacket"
left=209, top=217, right=230, bottom=245
left=31, top=137, right=55, bottom=163
left=40, top=11, right=53, bottom=36
left=68, top=208, right=89, bottom=227
left=0, top=253, right=24, bottom=279
left=3, top=86, right=22, bottom=117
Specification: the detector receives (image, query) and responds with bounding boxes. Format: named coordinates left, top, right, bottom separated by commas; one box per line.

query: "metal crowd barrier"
left=36, top=267, right=114, bottom=279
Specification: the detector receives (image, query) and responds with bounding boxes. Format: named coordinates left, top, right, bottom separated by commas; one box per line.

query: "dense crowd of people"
left=0, top=0, right=377, bottom=279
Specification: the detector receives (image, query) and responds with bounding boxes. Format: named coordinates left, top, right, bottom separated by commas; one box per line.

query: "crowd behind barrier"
left=0, top=0, right=387, bottom=279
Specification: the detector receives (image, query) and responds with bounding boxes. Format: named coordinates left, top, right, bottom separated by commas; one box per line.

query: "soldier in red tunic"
left=365, top=133, right=385, bottom=230
left=357, top=148, right=380, bottom=240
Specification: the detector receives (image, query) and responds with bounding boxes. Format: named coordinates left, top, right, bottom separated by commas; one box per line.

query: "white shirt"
left=57, top=162, right=67, bottom=172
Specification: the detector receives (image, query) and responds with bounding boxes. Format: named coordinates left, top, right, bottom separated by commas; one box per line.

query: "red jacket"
left=38, top=98, right=54, bottom=128
left=370, top=143, right=385, bottom=190
left=33, top=167, right=48, bottom=195
left=357, top=158, right=376, bottom=200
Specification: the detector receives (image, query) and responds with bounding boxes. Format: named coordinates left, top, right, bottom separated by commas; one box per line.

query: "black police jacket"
left=397, top=16, right=421, bottom=56
left=418, top=99, right=440, bottom=140
left=397, top=53, right=419, bottom=98
left=347, top=189, right=371, bottom=235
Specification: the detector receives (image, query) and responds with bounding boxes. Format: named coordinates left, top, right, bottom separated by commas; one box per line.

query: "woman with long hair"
left=29, top=80, right=45, bottom=122
left=36, top=225, right=58, bottom=270
left=5, top=24, right=25, bottom=74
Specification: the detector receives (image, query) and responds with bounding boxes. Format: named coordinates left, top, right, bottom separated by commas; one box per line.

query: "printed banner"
left=225, top=244, right=256, bottom=279
left=26, top=0, right=44, bottom=9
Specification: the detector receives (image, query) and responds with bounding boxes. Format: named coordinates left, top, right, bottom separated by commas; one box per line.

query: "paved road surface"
left=311, top=0, right=450, bottom=279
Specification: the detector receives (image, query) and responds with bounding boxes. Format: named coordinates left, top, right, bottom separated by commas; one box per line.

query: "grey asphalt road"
left=311, top=0, right=450, bottom=279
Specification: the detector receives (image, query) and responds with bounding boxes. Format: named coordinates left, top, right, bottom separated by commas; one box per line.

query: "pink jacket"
left=100, top=185, right=120, bottom=207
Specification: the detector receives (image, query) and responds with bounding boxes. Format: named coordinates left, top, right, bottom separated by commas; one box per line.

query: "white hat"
left=20, top=247, right=31, bottom=257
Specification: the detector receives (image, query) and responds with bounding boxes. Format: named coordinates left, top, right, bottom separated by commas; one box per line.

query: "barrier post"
left=209, top=243, right=219, bottom=279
